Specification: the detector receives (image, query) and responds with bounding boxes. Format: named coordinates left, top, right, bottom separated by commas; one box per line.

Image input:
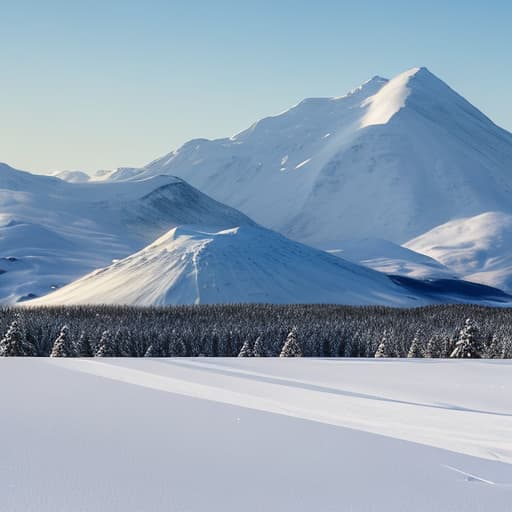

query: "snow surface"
left=1, top=358, right=511, bottom=511
left=406, top=212, right=512, bottom=292
left=115, top=67, right=512, bottom=247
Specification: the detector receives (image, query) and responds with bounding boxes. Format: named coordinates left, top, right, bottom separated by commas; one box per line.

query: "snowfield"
left=1, top=358, right=510, bottom=511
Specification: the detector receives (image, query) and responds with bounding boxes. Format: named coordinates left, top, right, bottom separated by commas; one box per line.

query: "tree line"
left=0, top=304, right=510, bottom=358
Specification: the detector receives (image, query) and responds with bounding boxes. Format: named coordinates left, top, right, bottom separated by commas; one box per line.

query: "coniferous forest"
left=0, top=304, right=511, bottom=358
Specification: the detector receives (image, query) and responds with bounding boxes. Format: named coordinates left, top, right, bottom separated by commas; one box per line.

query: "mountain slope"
left=29, top=225, right=423, bottom=306
left=0, top=163, right=253, bottom=303
left=330, top=238, right=455, bottom=280
left=405, top=212, right=512, bottom=292
left=30, top=223, right=512, bottom=307
left=120, top=67, right=512, bottom=247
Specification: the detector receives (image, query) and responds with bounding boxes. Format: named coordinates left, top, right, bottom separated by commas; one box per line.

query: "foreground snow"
left=1, top=358, right=510, bottom=511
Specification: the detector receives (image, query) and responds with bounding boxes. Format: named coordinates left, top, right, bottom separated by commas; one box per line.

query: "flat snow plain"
left=1, top=358, right=511, bottom=511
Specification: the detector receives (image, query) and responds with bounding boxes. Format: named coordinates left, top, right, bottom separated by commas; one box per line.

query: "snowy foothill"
left=1, top=357, right=511, bottom=511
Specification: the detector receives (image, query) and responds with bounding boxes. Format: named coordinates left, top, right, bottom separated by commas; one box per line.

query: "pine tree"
left=0, top=319, right=36, bottom=356
left=76, top=332, right=94, bottom=357
left=374, top=331, right=391, bottom=358
left=280, top=328, right=303, bottom=357
left=95, top=330, right=116, bottom=357
left=450, top=318, right=483, bottom=359
left=407, top=332, right=422, bottom=358
left=144, top=344, right=154, bottom=357
left=253, top=336, right=264, bottom=357
left=425, top=336, right=437, bottom=358
left=238, top=339, right=253, bottom=357
left=50, top=325, right=77, bottom=357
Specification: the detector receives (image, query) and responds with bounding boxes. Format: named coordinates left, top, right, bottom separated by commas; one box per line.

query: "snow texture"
left=0, top=358, right=511, bottom=511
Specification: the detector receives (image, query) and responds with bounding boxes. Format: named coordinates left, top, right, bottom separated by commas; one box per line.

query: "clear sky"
left=1, top=0, right=511, bottom=174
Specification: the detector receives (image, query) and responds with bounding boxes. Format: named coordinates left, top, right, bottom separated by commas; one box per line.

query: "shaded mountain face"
left=0, top=163, right=252, bottom=303
left=113, top=67, right=512, bottom=247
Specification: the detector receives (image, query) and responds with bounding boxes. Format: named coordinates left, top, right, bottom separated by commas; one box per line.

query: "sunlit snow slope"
left=30, top=225, right=424, bottom=306
left=406, top=212, right=512, bottom=292
left=116, top=67, right=512, bottom=247
left=1, top=358, right=511, bottom=511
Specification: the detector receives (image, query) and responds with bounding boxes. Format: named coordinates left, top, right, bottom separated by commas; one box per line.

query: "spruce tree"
left=374, top=331, right=391, bottom=358
left=50, top=325, right=77, bottom=357
left=0, top=319, right=36, bottom=356
left=407, top=332, right=422, bottom=358
left=95, top=330, right=116, bottom=357
left=253, top=336, right=264, bottom=357
left=76, top=332, right=94, bottom=357
left=280, top=328, right=303, bottom=357
left=450, top=318, right=483, bottom=359
left=238, top=339, right=253, bottom=357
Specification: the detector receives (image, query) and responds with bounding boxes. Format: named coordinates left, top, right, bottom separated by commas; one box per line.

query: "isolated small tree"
left=238, top=339, right=253, bottom=357
left=50, top=325, right=77, bottom=357
left=0, top=319, right=36, bottom=356
left=253, top=336, right=264, bottom=357
left=407, top=332, right=422, bottom=358
left=280, top=328, right=303, bottom=357
left=450, top=318, right=483, bottom=359
left=144, top=344, right=154, bottom=357
left=374, top=331, right=391, bottom=358
left=76, top=332, right=93, bottom=357
left=95, top=330, right=116, bottom=357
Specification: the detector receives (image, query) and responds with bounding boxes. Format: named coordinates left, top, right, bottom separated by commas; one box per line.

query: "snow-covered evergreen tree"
left=407, top=332, right=422, bottom=358
left=238, top=339, right=253, bottom=357
left=0, top=319, right=36, bottom=356
left=374, top=331, right=391, bottom=358
left=95, top=330, right=116, bottom=357
left=76, top=332, right=93, bottom=357
left=280, top=328, right=303, bottom=357
left=252, top=336, right=264, bottom=357
left=50, top=325, right=77, bottom=357
left=450, top=318, right=483, bottom=359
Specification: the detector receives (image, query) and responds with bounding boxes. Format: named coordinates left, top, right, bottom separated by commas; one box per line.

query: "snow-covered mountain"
left=406, top=212, right=512, bottom=292
left=51, top=170, right=90, bottom=183
left=0, top=162, right=252, bottom=303
left=29, top=225, right=423, bottom=306
left=115, top=67, right=512, bottom=248
left=30, top=222, right=512, bottom=307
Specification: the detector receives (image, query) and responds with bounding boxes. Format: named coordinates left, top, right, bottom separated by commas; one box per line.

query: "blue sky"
left=1, top=0, right=511, bottom=173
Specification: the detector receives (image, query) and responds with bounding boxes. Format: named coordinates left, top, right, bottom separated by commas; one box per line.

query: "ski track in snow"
left=49, top=358, right=512, bottom=465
